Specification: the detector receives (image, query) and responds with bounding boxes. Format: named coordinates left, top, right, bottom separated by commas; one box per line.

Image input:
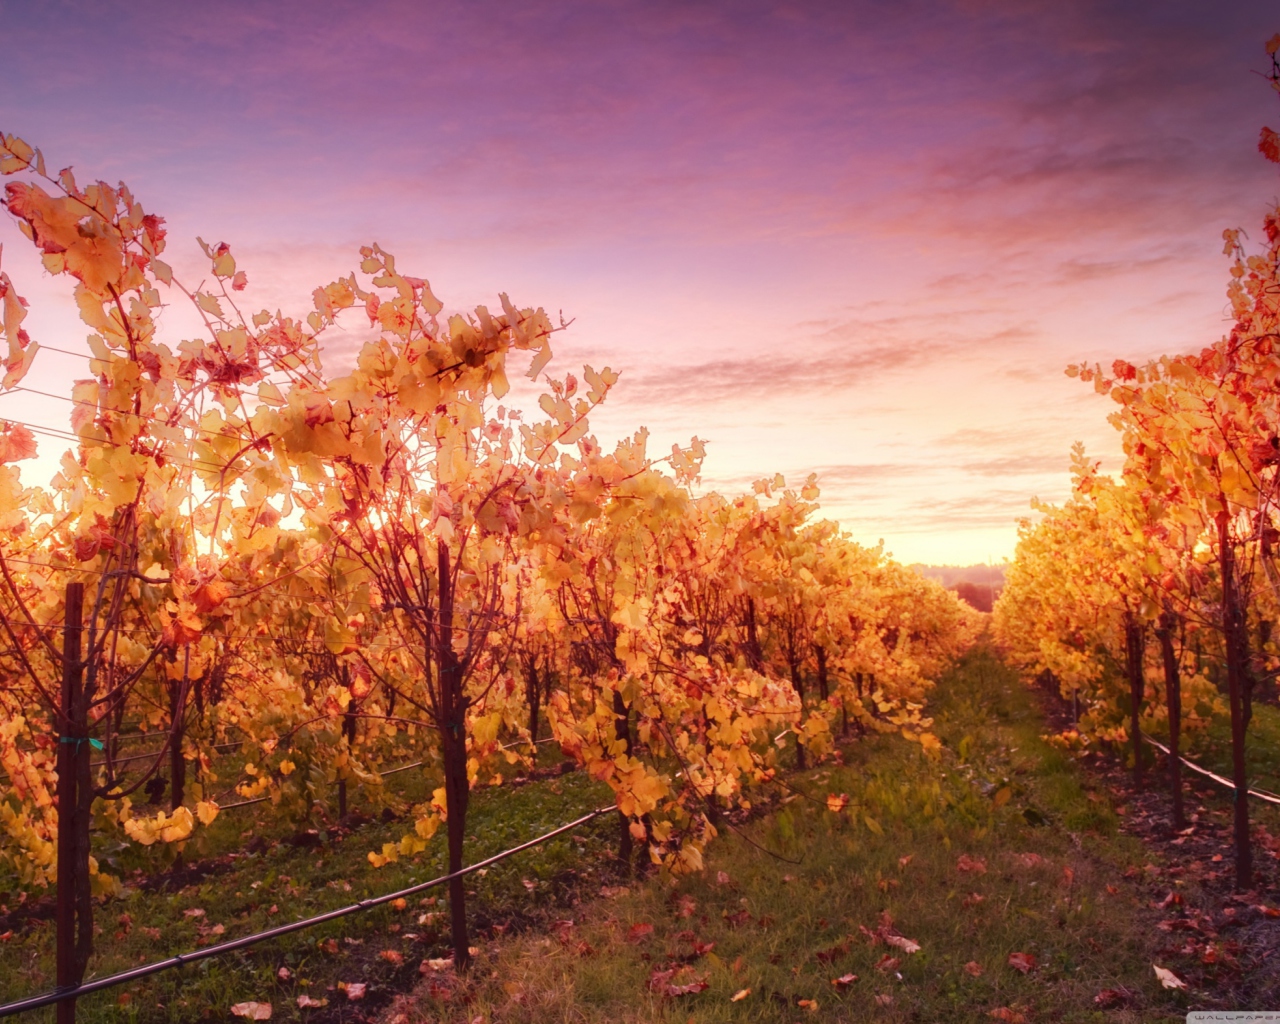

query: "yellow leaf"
left=195, top=801, right=219, bottom=826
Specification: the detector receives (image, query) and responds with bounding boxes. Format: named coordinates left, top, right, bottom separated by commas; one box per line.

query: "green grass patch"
left=402, top=645, right=1188, bottom=1023
left=0, top=743, right=616, bottom=1023
left=1181, top=698, right=1280, bottom=796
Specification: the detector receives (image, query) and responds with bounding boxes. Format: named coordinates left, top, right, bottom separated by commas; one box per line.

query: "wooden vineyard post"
left=1218, top=511, right=1252, bottom=889
left=1123, top=615, right=1145, bottom=785
left=56, top=581, right=85, bottom=1024
left=1156, top=609, right=1186, bottom=830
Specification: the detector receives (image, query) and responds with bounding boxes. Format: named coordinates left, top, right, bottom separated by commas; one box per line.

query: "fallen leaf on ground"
left=964, top=961, right=984, bottom=977
left=885, top=934, right=921, bottom=954
left=957, top=854, right=987, bottom=874
left=341, top=982, right=366, bottom=1001
left=1153, top=964, right=1186, bottom=990
left=874, top=954, right=900, bottom=972
left=989, top=1008, right=1026, bottom=1023
left=831, top=973, right=858, bottom=988
left=183, top=908, right=206, bottom=919
left=422, top=957, right=454, bottom=972
left=648, top=966, right=709, bottom=997
left=276, top=967, right=291, bottom=981
left=1094, top=987, right=1133, bottom=1008
left=230, top=1002, right=272, bottom=1020
left=296, top=995, right=328, bottom=1008
left=730, top=988, right=751, bottom=1002
left=875, top=993, right=893, bottom=1006
left=627, top=922, right=654, bottom=942
left=716, top=871, right=731, bottom=885
left=380, top=949, right=404, bottom=966
left=797, top=998, right=819, bottom=1012
left=826, top=793, right=849, bottom=813
left=1007, top=952, right=1037, bottom=974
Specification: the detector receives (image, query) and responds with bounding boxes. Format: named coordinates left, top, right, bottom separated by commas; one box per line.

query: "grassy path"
left=6, top=641, right=1273, bottom=1022
left=389, top=643, right=1198, bottom=1023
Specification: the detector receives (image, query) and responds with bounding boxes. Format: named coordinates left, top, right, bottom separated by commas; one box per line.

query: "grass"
left=5, top=642, right=1269, bottom=1022
left=389, top=644, right=1193, bottom=1023
left=0, top=742, right=618, bottom=1023
left=1180, top=697, right=1280, bottom=796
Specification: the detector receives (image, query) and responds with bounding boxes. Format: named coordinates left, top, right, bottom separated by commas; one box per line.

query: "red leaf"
left=1007, top=952, right=1037, bottom=974
left=647, top=967, right=708, bottom=997
left=1260, top=127, right=1280, bottom=164
left=1094, top=987, right=1133, bottom=1008
left=0, top=423, right=37, bottom=464
left=627, top=922, right=654, bottom=943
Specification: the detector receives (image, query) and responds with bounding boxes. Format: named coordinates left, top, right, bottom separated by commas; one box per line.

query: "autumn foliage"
left=0, top=131, right=976, bottom=979
left=995, top=34, right=1280, bottom=891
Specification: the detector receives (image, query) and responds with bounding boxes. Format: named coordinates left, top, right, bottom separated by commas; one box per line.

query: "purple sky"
left=2, top=0, right=1278, bottom=563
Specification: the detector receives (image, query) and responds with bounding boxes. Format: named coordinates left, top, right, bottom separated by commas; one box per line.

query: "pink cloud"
left=2, top=0, right=1277, bottom=563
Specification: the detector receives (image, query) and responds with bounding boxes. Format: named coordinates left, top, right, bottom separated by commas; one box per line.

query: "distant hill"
left=911, top=564, right=1005, bottom=613
left=911, top=564, right=1005, bottom=588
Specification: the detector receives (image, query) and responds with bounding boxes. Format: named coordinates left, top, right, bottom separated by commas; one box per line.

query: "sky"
left=1, top=0, right=1278, bottom=564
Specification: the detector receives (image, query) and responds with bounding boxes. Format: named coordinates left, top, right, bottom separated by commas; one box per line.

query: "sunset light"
left=2, top=5, right=1279, bottom=1021
left=3, top=2, right=1276, bottom=564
